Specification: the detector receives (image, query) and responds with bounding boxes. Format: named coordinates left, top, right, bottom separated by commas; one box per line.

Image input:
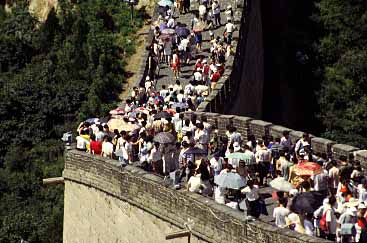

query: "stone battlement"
left=64, top=150, right=330, bottom=243
left=184, top=111, right=367, bottom=166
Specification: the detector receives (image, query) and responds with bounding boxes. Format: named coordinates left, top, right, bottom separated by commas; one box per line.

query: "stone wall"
left=64, top=150, right=330, bottom=243
left=197, top=0, right=264, bottom=119
left=64, top=180, right=206, bottom=243
left=185, top=111, right=367, bottom=167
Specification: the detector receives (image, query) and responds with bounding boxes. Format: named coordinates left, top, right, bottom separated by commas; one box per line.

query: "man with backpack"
left=318, top=196, right=337, bottom=241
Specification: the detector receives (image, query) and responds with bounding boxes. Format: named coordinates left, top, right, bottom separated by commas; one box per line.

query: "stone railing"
left=183, top=111, right=367, bottom=166
left=64, top=149, right=331, bottom=243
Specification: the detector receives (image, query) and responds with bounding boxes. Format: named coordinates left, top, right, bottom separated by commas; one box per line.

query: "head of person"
left=90, top=134, right=96, bottom=141
left=278, top=197, right=287, bottom=207
left=328, top=195, right=337, bottom=207
left=339, top=155, right=348, bottom=164
left=196, top=123, right=204, bottom=130
left=103, top=124, right=110, bottom=132
left=283, top=130, right=289, bottom=138
left=247, top=179, right=254, bottom=189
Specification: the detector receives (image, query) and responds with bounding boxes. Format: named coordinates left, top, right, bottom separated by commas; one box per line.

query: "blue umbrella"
left=158, top=0, right=173, bottom=7
left=175, top=26, right=190, bottom=37
left=214, top=172, right=246, bottom=189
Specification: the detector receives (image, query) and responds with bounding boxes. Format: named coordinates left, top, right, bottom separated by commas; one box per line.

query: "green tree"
left=316, top=0, right=367, bottom=147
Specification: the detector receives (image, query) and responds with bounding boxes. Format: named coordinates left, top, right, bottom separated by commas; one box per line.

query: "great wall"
left=55, top=0, right=366, bottom=242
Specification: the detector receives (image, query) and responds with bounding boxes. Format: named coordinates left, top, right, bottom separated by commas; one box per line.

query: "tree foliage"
left=315, top=0, right=367, bottom=147
left=0, top=1, right=142, bottom=242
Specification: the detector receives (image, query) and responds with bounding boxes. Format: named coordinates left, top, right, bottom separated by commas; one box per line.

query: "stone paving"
left=153, top=1, right=277, bottom=223
left=155, top=1, right=239, bottom=91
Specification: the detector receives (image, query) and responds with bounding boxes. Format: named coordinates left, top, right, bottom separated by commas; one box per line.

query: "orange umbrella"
left=295, top=161, right=323, bottom=176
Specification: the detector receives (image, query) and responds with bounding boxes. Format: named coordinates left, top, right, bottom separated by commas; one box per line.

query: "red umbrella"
left=109, top=108, right=124, bottom=115
left=295, top=161, right=323, bottom=176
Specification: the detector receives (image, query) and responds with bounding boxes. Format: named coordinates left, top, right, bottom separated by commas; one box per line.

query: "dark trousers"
left=258, top=161, right=270, bottom=186
left=248, top=199, right=260, bottom=218
left=214, top=13, right=221, bottom=26
left=326, top=234, right=336, bottom=241
left=183, top=0, right=190, bottom=13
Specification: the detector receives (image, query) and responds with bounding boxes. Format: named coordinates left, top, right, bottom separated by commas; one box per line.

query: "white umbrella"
left=269, top=177, right=295, bottom=192
left=214, top=172, right=246, bottom=189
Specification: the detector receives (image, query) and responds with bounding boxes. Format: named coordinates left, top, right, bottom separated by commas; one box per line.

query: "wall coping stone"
left=249, top=119, right=272, bottom=127
left=332, top=144, right=359, bottom=152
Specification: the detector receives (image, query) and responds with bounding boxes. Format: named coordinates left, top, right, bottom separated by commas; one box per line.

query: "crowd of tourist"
left=73, top=0, right=367, bottom=242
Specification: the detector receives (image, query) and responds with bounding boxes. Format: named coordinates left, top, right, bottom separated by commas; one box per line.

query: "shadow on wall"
left=260, top=0, right=322, bottom=134
left=228, top=0, right=264, bottom=119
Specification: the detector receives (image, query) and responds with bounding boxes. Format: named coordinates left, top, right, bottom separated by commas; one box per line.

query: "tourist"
left=273, top=197, right=290, bottom=228
left=101, top=135, right=114, bottom=159
left=212, top=0, right=221, bottom=27
left=241, top=180, right=260, bottom=218
left=90, top=134, right=102, bottom=155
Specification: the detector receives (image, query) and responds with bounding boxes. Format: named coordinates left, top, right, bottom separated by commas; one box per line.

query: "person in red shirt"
left=194, top=58, right=203, bottom=72
left=202, top=59, right=210, bottom=83
left=90, top=134, right=102, bottom=155
left=210, top=69, right=221, bottom=90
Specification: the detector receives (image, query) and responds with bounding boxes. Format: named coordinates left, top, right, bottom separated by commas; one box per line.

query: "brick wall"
left=64, top=150, right=331, bottom=243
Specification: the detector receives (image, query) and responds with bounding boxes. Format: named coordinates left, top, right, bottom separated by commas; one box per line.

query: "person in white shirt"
left=323, top=196, right=337, bottom=241
left=158, top=84, right=167, bottom=98
left=255, top=140, right=272, bottom=186
left=273, top=198, right=290, bottom=227
left=295, top=133, right=311, bottom=156
left=210, top=153, right=223, bottom=176
left=193, top=69, right=203, bottom=83
left=76, top=130, right=89, bottom=152
left=225, top=5, right=233, bottom=22
left=224, top=19, right=236, bottom=44
left=198, top=4, right=206, bottom=21
left=187, top=173, right=204, bottom=193
left=148, top=142, right=162, bottom=174
left=101, top=136, right=114, bottom=158
left=241, top=180, right=260, bottom=218
left=304, top=213, right=315, bottom=236
left=214, top=186, right=225, bottom=204
left=167, top=16, right=175, bottom=28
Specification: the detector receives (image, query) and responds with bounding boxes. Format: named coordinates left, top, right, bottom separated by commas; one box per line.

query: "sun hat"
left=346, top=197, right=359, bottom=207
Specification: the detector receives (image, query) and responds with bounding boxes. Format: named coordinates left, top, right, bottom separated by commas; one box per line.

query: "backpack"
left=319, top=209, right=330, bottom=232
left=340, top=214, right=356, bottom=236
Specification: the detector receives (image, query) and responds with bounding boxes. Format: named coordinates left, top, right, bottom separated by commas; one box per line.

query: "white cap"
left=145, top=76, right=150, bottom=81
